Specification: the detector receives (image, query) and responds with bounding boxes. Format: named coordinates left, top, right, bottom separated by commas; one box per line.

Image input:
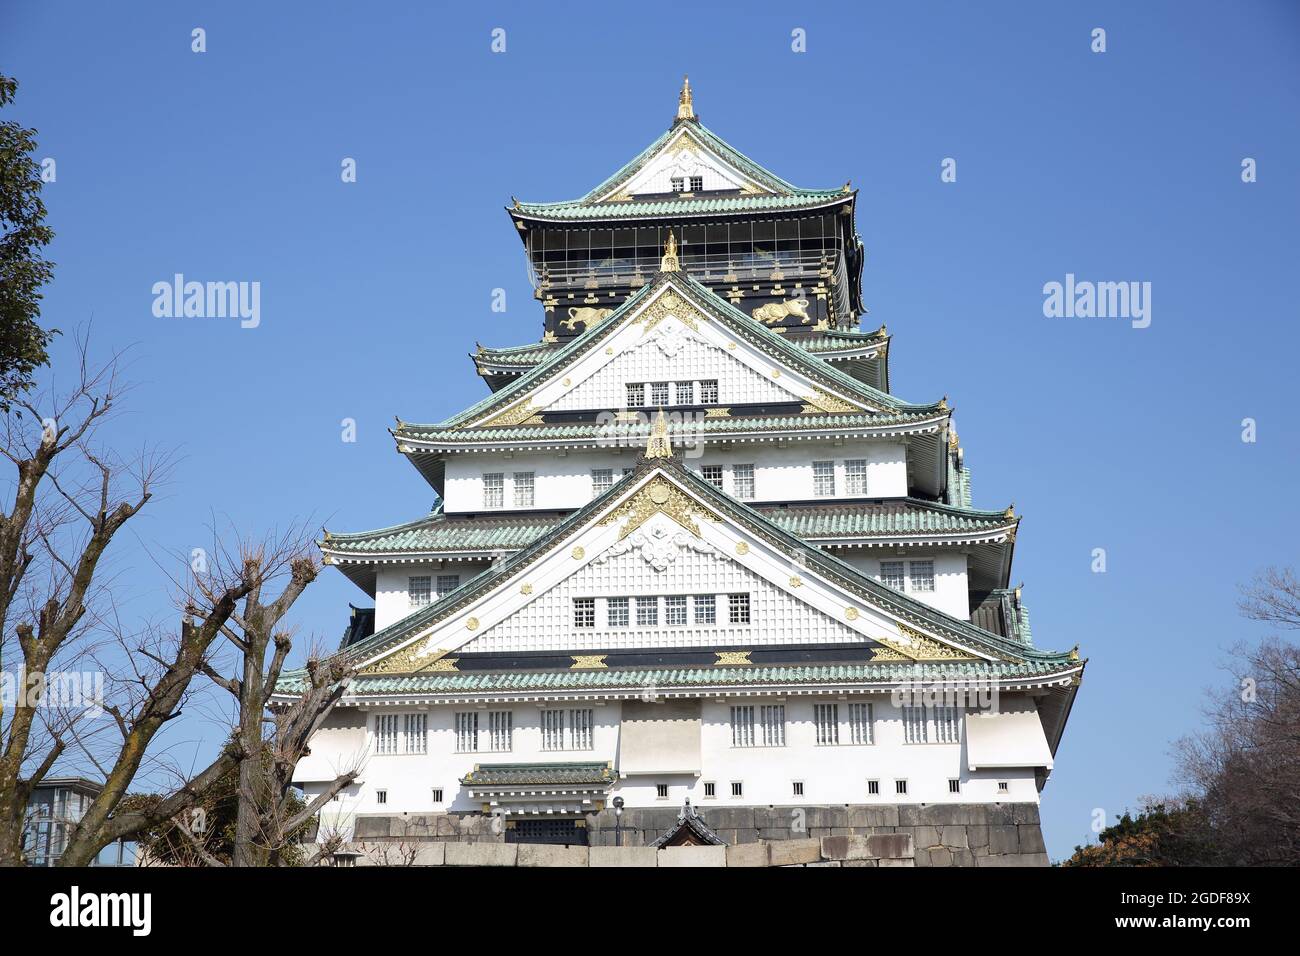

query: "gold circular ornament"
left=663, top=293, right=678, bottom=309
left=735, top=542, right=750, bottom=555
left=572, top=546, right=585, bottom=560
left=563, top=377, right=572, bottom=387
left=649, top=484, right=670, bottom=505
left=844, top=607, right=860, bottom=621
left=520, top=583, right=533, bottom=595
left=466, top=617, right=480, bottom=631
left=771, top=370, right=781, bottom=378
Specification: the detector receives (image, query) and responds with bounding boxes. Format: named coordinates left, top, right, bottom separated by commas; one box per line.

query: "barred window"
left=376, top=790, right=387, bottom=805
left=813, top=460, right=835, bottom=497
left=690, top=175, right=704, bottom=192
left=626, top=383, right=645, bottom=407
left=569, top=709, right=594, bottom=750
left=483, top=472, right=504, bottom=508
left=650, top=382, right=670, bottom=405
left=674, top=380, right=694, bottom=404
left=895, top=779, right=908, bottom=795
left=909, top=560, right=935, bottom=593
left=934, top=704, right=962, bottom=744
left=513, top=471, right=535, bottom=507
left=404, top=713, right=427, bottom=754
left=454, top=712, right=478, bottom=753
left=902, top=705, right=928, bottom=744
left=699, top=380, right=719, bottom=404
left=636, top=596, right=658, bottom=627
left=665, top=595, right=687, bottom=626
left=573, top=598, right=596, bottom=628
left=732, top=464, right=755, bottom=500
left=731, top=781, right=744, bottom=797
left=845, top=459, right=868, bottom=495
left=730, top=706, right=755, bottom=747
left=867, top=779, right=880, bottom=796
left=814, top=703, right=840, bottom=746
left=949, top=778, right=961, bottom=794
left=375, top=714, right=399, bottom=754
left=704, top=781, right=716, bottom=798
left=656, top=783, right=669, bottom=799
left=592, top=468, right=614, bottom=497
left=408, top=575, right=432, bottom=608
left=436, top=574, right=460, bottom=596
left=488, top=711, right=513, bottom=752
left=848, top=702, right=873, bottom=745
left=880, top=561, right=906, bottom=590
left=693, top=595, right=716, bottom=625
left=792, top=781, right=804, bottom=797
left=432, top=788, right=444, bottom=804
left=607, top=597, right=629, bottom=628
left=541, top=709, right=565, bottom=751
left=727, top=593, right=750, bottom=624
left=701, top=465, right=723, bottom=488
left=760, top=705, right=786, bottom=747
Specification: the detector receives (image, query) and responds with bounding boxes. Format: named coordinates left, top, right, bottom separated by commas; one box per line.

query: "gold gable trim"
left=362, top=644, right=460, bottom=676
left=598, top=474, right=721, bottom=540
left=571, top=655, right=608, bottom=670
left=634, top=290, right=706, bottom=335
left=480, top=401, right=539, bottom=428
left=714, top=651, right=752, bottom=666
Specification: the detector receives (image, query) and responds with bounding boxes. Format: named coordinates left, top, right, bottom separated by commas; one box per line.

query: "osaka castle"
left=280, top=79, right=1083, bottom=861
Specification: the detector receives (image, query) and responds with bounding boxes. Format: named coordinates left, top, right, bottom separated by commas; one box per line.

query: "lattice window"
left=569, top=709, right=594, bottom=750
left=699, top=379, right=719, bottom=404
left=732, top=463, right=755, bottom=500
left=902, top=705, right=928, bottom=744
left=375, top=714, right=399, bottom=755
left=690, top=175, right=704, bottom=192
left=670, top=176, right=684, bottom=192
left=650, top=382, right=670, bottom=406
left=408, top=576, right=431, bottom=608
left=573, top=598, right=596, bottom=628
left=488, top=711, right=513, bottom=752
left=693, top=594, right=715, bottom=625
left=814, top=703, right=840, bottom=746
left=626, top=383, right=645, bottom=407
left=592, top=468, right=614, bottom=497
left=636, top=596, right=658, bottom=627
left=848, top=702, right=873, bottom=745
left=665, top=595, right=687, bottom=626
left=483, top=473, right=504, bottom=508
left=730, top=706, right=755, bottom=748
left=541, top=709, right=565, bottom=751
left=513, top=472, right=535, bottom=507
left=845, top=459, right=868, bottom=495
left=454, top=712, right=478, bottom=753
left=436, top=574, right=460, bottom=596
left=701, top=465, right=723, bottom=488
left=674, top=380, right=694, bottom=405
left=880, top=561, right=906, bottom=591
left=607, top=596, right=629, bottom=628
left=404, top=713, right=427, bottom=754
left=760, top=705, right=785, bottom=747
left=813, top=460, right=835, bottom=497
left=727, top=593, right=750, bottom=624
left=909, top=560, right=935, bottom=593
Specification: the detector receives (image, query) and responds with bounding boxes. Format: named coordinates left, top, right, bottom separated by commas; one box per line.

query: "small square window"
left=727, top=593, right=750, bottom=624
left=376, top=790, right=387, bottom=805
left=693, top=595, right=716, bottom=625
left=674, top=380, right=694, bottom=405
left=636, top=596, right=659, bottom=627
left=998, top=781, right=1009, bottom=793
left=670, top=176, right=684, bottom=192
left=432, top=788, right=444, bottom=804
left=731, top=781, right=744, bottom=798
left=573, top=597, right=596, bottom=628
left=867, top=779, right=880, bottom=796
left=607, top=597, right=629, bottom=628
left=626, top=383, right=645, bottom=407
left=949, top=778, right=961, bottom=794
left=701, top=465, right=723, bottom=488
left=895, top=779, right=908, bottom=795
left=792, top=781, right=804, bottom=797
left=656, top=783, right=669, bottom=799
left=703, top=781, right=716, bottom=798
left=699, top=380, right=719, bottom=404
left=408, top=575, right=432, bottom=608
left=690, top=175, right=704, bottom=192
left=665, top=595, right=687, bottom=626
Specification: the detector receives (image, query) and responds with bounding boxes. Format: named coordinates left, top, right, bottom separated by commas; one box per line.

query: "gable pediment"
left=594, top=127, right=771, bottom=202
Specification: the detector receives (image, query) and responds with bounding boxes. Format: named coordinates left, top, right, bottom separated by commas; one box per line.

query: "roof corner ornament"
left=676, top=74, right=695, bottom=121
left=1004, top=502, right=1016, bottom=519
left=660, top=229, right=681, bottom=273
left=645, top=408, right=673, bottom=459
left=1068, top=644, right=1080, bottom=662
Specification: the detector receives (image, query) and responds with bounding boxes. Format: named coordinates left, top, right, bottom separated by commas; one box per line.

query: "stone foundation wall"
left=343, top=803, right=1048, bottom=867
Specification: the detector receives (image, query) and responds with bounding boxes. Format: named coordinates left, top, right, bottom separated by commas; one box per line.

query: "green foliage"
left=0, top=74, right=57, bottom=411
left=1060, top=801, right=1219, bottom=867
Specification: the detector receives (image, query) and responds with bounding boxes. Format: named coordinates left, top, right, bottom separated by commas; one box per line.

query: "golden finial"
left=660, top=229, right=680, bottom=273
left=645, top=409, right=673, bottom=459
left=676, top=75, right=695, bottom=121
left=938, top=395, right=949, bottom=411
left=1068, top=644, right=1080, bottom=662
left=1004, top=502, right=1016, bottom=519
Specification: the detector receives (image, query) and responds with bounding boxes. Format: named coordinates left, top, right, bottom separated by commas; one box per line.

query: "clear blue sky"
left=4, top=1, right=1298, bottom=860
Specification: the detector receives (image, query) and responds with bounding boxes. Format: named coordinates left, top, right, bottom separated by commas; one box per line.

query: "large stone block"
left=940, top=826, right=969, bottom=849
left=967, top=825, right=989, bottom=848
left=843, top=859, right=879, bottom=867
left=517, top=844, right=588, bottom=867
left=444, top=842, right=518, bottom=867
left=589, top=846, right=657, bottom=867
left=353, top=815, right=393, bottom=839
left=988, top=825, right=1020, bottom=856
left=768, top=838, right=822, bottom=867
left=726, top=843, right=770, bottom=868
left=1013, top=803, right=1041, bottom=825
left=757, top=827, right=792, bottom=842
left=705, top=807, right=756, bottom=830
left=867, top=833, right=913, bottom=859
left=977, top=852, right=1046, bottom=867
left=878, top=858, right=915, bottom=867
left=658, top=845, right=726, bottom=867
left=1017, top=825, right=1047, bottom=855
left=844, top=805, right=900, bottom=828
left=914, top=825, right=941, bottom=848
left=820, top=835, right=875, bottom=861
left=412, top=842, right=445, bottom=866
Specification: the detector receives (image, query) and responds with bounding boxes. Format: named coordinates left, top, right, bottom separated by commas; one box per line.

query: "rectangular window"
left=483, top=473, right=504, bottom=508
left=488, top=711, right=513, bottom=752
left=909, top=560, right=935, bottom=593
left=454, top=712, right=478, bottom=753
left=760, top=705, right=786, bottom=747
left=814, top=703, right=840, bottom=746
left=813, top=460, right=836, bottom=497
left=375, top=714, right=399, bottom=754
left=670, top=176, right=684, bottom=192
left=626, top=383, right=645, bottom=407
left=650, top=382, right=670, bottom=406
left=432, top=788, right=444, bottom=804
left=948, top=778, right=962, bottom=794
left=700, top=465, right=723, bottom=488
left=731, top=781, right=744, bottom=798
left=665, top=595, right=687, bottom=626
left=998, top=781, right=1009, bottom=793
left=934, top=704, right=962, bottom=744
left=674, top=380, right=694, bottom=405
left=693, top=595, right=716, bottom=625
left=704, top=781, right=716, bottom=798
left=573, top=597, right=596, bottom=629
left=699, top=380, right=719, bottom=404
left=902, top=705, right=928, bottom=744
left=513, top=471, right=534, bottom=507
left=376, top=789, right=387, bottom=805
left=656, top=783, right=669, bottom=799
left=636, top=596, right=659, bottom=627
left=404, top=713, right=427, bottom=754
left=727, top=593, right=750, bottom=624
left=867, top=779, right=880, bottom=796
left=732, top=464, right=755, bottom=500
left=569, top=709, right=594, bottom=750
left=848, top=702, right=873, bottom=745
left=592, top=468, right=614, bottom=497
left=845, top=459, right=868, bottom=495
left=607, top=596, right=629, bottom=628
left=408, top=576, right=432, bottom=608
left=880, top=561, right=906, bottom=591
left=792, top=781, right=804, bottom=797
left=731, top=706, right=755, bottom=748
left=690, top=175, right=704, bottom=192
left=895, top=779, right=908, bottom=795
left=436, top=573, right=460, bottom=596
left=541, top=710, right=565, bottom=751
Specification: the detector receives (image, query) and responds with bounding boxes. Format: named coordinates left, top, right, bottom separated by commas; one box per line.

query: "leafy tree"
left=1061, top=801, right=1218, bottom=866
left=0, top=74, right=57, bottom=411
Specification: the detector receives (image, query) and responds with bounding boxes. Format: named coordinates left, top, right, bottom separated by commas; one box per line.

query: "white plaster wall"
left=374, top=561, right=492, bottom=631
left=840, top=551, right=971, bottom=619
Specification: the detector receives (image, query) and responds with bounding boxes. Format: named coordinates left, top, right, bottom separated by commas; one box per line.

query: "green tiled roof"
left=474, top=342, right=560, bottom=368
left=323, top=506, right=564, bottom=555
left=279, top=658, right=1077, bottom=697
left=513, top=190, right=848, bottom=222
left=461, top=762, right=614, bottom=787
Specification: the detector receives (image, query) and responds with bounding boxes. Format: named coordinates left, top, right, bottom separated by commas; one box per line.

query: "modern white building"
left=280, top=80, right=1083, bottom=860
